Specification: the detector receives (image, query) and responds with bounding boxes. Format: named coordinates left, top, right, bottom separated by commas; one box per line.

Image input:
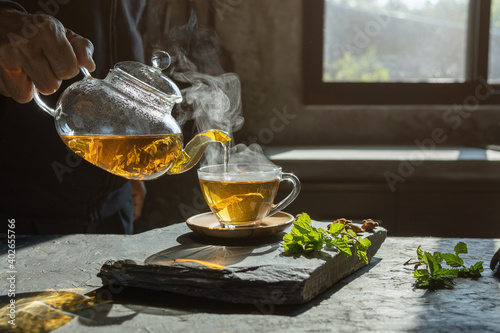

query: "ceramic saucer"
left=186, top=211, right=294, bottom=239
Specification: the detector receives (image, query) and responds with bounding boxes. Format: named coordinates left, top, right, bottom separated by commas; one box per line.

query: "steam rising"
left=165, top=9, right=273, bottom=168
left=174, top=72, right=243, bottom=134
left=228, top=143, right=274, bottom=166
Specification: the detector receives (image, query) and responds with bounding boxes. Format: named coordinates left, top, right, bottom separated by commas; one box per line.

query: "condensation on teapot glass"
left=33, top=50, right=231, bottom=180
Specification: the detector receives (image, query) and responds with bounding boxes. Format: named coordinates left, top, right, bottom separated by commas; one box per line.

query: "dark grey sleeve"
left=0, top=0, right=25, bottom=12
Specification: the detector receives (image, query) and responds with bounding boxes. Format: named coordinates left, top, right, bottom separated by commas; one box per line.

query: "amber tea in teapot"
left=61, top=134, right=184, bottom=180
left=33, top=50, right=231, bottom=180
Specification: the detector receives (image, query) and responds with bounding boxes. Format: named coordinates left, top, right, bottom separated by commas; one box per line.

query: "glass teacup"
left=197, top=163, right=301, bottom=228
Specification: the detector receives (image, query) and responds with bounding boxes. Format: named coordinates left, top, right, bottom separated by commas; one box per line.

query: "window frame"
left=303, top=0, right=500, bottom=105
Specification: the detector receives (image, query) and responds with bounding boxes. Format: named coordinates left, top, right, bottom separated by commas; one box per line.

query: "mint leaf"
left=304, top=242, right=320, bottom=252
left=283, top=234, right=294, bottom=243
left=282, top=213, right=372, bottom=264
left=425, top=252, right=441, bottom=275
left=414, top=268, right=431, bottom=288
left=358, top=237, right=371, bottom=251
left=283, top=213, right=324, bottom=254
left=317, top=227, right=329, bottom=234
left=441, top=253, right=464, bottom=267
left=433, top=251, right=443, bottom=263
left=282, top=242, right=303, bottom=254
left=294, top=213, right=312, bottom=234
left=356, top=246, right=369, bottom=264
left=415, top=279, right=430, bottom=288
left=416, top=246, right=424, bottom=261
left=331, top=238, right=351, bottom=256
left=413, top=269, right=429, bottom=279
left=304, top=229, right=321, bottom=242
left=408, top=242, right=483, bottom=289
left=435, top=268, right=459, bottom=279
left=290, top=227, right=304, bottom=239
left=342, top=233, right=356, bottom=245
left=347, top=229, right=357, bottom=238
left=468, top=261, right=484, bottom=277
left=328, top=223, right=344, bottom=236
left=454, top=242, right=468, bottom=255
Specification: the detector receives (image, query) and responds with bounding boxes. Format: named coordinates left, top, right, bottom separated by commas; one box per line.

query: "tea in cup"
left=197, top=163, right=301, bottom=227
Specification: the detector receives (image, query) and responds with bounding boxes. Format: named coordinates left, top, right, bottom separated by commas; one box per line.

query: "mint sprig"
left=282, top=213, right=371, bottom=264
left=406, top=242, right=484, bottom=289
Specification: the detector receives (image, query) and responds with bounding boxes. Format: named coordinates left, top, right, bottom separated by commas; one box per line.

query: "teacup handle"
left=33, top=67, right=92, bottom=117
left=268, top=172, right=301, bottom=217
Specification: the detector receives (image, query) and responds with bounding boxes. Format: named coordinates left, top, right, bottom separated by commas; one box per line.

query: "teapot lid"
left=113, top=50, right=182, bottom=103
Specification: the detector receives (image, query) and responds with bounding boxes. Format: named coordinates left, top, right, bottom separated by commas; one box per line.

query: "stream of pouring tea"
left=224, top=143, right=229, bottom=173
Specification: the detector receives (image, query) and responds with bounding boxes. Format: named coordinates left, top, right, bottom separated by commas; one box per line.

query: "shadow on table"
left=410, top=239, right=500, bottom=332
left=0, top=290, right=137, bottom=332
left=0, top=258, right=383, bottom=331
left=75, top=256, right=383, bottom=328
left=0, top=235, right=63, bottom=252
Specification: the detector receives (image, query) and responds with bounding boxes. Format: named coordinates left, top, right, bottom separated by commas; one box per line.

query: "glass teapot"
left=33, top=50, right=230, bottom=180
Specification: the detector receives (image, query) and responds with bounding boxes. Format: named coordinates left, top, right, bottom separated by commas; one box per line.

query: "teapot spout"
left=167, top=129, right=231, bottom=174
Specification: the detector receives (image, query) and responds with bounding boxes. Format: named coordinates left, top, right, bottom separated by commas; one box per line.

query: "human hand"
left=0, top=8, right=96, bottom=103
left=130, top=180, right=147, bottom=222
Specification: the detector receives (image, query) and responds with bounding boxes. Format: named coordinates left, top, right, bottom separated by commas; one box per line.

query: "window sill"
left=264, top=146, right=500, bottom=185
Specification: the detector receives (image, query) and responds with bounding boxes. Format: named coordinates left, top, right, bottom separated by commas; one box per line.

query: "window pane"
left=323, top=0, right=469, bottom=83
left=489, top=0, right=500, bottom=83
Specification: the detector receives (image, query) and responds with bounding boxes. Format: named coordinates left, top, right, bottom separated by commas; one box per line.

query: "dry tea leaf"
left=361, top=219, right=379, bottom=232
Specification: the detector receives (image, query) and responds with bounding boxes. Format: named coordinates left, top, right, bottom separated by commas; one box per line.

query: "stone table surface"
left=96, top=221, right=387, bottom=305
left=1, top=222, right=500, bottom=333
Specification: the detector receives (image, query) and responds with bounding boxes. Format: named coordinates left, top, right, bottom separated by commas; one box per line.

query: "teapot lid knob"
left=151, top=50, right=171, bottom=71
left=112, top=49, right=182, bottom=103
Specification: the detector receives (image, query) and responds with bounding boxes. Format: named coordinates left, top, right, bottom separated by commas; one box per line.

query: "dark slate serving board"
left=98, top=220, right=387, bottom=304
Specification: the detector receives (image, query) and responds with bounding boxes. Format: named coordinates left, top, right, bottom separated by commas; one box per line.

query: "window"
left=303, top=0, right=500, bottom=105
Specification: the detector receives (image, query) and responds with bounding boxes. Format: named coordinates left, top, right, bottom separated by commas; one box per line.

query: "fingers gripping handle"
left=32, top=67, right=92, bottom=117
left=268, top=172, right=301, bottom=217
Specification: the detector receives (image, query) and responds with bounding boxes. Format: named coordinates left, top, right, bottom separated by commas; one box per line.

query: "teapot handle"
left=33, top=67, right=92, bottom=118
